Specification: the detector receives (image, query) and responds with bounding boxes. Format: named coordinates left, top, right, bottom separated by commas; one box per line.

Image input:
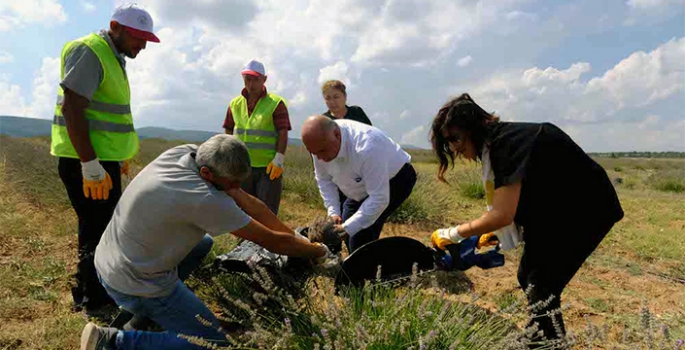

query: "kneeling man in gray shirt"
left=80, top=134, right=336, bottom=350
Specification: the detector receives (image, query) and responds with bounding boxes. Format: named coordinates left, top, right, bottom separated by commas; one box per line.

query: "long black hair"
left=430, top=93, right=499, bottom=182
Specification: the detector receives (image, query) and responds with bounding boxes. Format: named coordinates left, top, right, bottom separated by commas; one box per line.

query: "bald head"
left=301, top=115, right=341, bottom=162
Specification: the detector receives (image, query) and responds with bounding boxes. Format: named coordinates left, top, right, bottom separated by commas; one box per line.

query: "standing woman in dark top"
left=321, top=80, right=372, bottom=126
left=428, top=93, right=623, bottom=345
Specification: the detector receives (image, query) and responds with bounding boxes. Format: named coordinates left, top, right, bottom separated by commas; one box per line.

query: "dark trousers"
left=241, top=166, right=283, bottom=215
left=342, top=163, right=417, bottom=253
left=58, top=157, right=120, bottom=310
left=517, top=220, right=615, bottom=344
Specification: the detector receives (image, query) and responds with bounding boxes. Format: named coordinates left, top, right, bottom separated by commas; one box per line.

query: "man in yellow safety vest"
left=50, top=3, right=159, bottom=316
left=223, top=60, right=290, bottom=214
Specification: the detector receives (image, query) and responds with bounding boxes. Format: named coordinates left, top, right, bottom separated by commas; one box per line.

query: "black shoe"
left=80, top=322, right=118, bottom=350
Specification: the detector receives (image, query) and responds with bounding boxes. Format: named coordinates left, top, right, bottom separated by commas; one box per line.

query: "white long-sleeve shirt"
left=313, top=120, right=411, bottom=236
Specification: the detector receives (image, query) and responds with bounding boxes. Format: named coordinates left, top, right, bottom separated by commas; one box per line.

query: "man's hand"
left=332, top=224, right=348, bottom=240
left=81, top=158, right=113, bottom=200
left=266, top=152, right=285, bottom=181
left=331, top=215, right=343, bottom=225
left=312, top=243, right=342, bottom=275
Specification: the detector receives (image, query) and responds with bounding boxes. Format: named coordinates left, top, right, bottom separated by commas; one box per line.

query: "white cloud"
left=24, top=57, right=60, bottom=119
left=626, top=0, right=683, bottom=9
left=400, top=125, right=426, bottom=146
left=457, top=55, right=472, bottom=67
left=351, top=0, right=528, bottom=67
left=0, top=0, right=67, bottom=31
left=463, top=37, right=685, bottom=151
left=4, top=0, right=676, bottom=153
left=0, top=51, right=13, bottom=64
left=317, top=61, right=350, bottom=85
left=0, top=75, right=26, bottom=116
left=82, top=2, right=96, bottom=13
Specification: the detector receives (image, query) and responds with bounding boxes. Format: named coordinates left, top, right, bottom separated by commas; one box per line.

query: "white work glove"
left=266, top=152, right=285, bottom=181
left=81, top=158, right=113, bottom=200
left=312, top=243, right=342, bottom=275
left=431, top=226, right=466, bottom=250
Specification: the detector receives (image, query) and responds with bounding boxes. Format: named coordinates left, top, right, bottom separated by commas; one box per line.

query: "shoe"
left=80, top=322, right=118, bottom=350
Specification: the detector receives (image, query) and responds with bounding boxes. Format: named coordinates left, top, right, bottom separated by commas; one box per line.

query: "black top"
left=323, top=105, right=372, bottom=126
left=486, top=122, right=623, bottom=242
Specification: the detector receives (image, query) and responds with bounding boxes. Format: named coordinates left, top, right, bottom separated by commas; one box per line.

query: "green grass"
left=1, top=136, right=684, bottom=349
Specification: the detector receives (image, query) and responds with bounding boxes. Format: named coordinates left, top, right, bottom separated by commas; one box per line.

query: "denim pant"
left=100, top=235, right=228, bottom=349
left=343, top=163, right=417, bottom=253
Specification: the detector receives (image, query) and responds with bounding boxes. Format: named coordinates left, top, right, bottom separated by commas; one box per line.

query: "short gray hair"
left=196, top=134, right=251, bottom=181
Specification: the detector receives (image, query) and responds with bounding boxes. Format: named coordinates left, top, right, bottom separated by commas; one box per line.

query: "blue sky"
left=1, top=0, right=684, bottom=151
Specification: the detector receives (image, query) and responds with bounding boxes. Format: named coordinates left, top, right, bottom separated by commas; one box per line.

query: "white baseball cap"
left=241, top=60, right=265, bottom=77
left=111, top=3, right=160, bottom=43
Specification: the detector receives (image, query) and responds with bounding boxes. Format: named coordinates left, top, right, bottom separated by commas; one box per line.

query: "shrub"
left=654, top=179, right=685, bottom=193
left=460, top=182, right=485, bottom=199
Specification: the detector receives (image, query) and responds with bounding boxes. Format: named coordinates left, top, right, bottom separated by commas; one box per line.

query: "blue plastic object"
left=444, top=236, right=505, bottom=271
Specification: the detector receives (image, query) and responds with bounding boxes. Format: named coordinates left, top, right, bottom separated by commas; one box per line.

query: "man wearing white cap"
left=223, top=60, right=290, bottom=214
left=50, top=3, right=159, bottom=315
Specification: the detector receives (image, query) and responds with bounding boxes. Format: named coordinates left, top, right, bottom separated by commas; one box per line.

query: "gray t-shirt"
left=95, top=144, right=252, bottom=297
left=60, top=29, right=127, bottom=100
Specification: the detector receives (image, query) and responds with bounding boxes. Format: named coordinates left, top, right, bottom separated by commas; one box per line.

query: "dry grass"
left=0, top=135, right=683, bottom=349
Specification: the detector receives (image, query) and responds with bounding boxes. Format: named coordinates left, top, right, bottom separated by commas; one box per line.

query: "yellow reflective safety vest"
left=230, top=92, right=286, bottom=167
left=51, top=33, right=139, bottom=161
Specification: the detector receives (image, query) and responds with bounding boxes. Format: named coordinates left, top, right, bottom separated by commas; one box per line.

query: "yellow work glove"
left=266, top=152, right=285, bottom=181
left=430, top=227, right=465, bottom=250
left=81, top=158, right=113, bottom=200
left=477, top=232, right=499, bottom=249
left=120, top=160, right=130, bottom=176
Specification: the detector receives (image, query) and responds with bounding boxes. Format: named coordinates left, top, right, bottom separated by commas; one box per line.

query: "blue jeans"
left=343, top=163, right=417, bottom=253
left=100, top=235, right=228, bottom=349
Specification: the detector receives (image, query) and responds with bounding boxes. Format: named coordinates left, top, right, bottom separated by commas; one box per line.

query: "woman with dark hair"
left=322, top=80, right=372, bottom=126
left=429, top=93, right=623, bottom=345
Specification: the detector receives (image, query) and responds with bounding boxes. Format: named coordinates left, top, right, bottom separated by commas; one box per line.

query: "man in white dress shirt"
left=302, top=115, right=417, bottom=253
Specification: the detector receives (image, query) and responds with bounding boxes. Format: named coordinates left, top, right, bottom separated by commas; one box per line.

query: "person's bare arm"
left=457, top=182, right=521, bottom=238
left=276, top=129, right=287, bottom=154
left=227, top=188, right=295, bottom=235
left=231, top=219, right=326, bottom=258
left=62, top=88, right=96, bottom=162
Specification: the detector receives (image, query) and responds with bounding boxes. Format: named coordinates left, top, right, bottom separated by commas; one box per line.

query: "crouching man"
left=302, top=115, right=417, bottom=254
left=80, top=134, right=337, bottom=350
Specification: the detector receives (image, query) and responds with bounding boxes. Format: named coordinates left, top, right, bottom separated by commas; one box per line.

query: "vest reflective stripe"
left=233, top=128, right=278, bottom=137
left=243, top=142, right=277, bottom=150
left=50, top=33, right=139, bottom=162
left=56, top=95, right=131, bottom=114
left=53, top=115, right=135, bottom=133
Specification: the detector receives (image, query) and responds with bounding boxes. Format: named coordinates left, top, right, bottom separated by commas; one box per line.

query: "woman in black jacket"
left=429, top=93, right=623, bottom=344
left=321, top=80, right=372, bottom=126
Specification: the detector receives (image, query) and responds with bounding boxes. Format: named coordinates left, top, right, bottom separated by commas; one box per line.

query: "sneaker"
left=80, top=322, right=118, bottom=350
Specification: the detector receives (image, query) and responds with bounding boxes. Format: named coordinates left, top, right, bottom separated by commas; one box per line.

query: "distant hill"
left=0, top=116, right=304, bottom=146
